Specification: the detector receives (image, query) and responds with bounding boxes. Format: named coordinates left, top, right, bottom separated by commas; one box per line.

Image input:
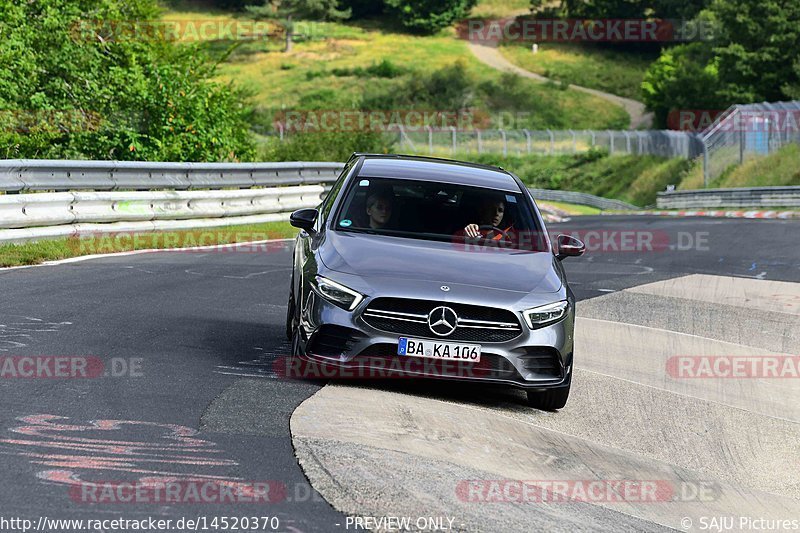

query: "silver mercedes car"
left=285, top=154, right=585, bottom=410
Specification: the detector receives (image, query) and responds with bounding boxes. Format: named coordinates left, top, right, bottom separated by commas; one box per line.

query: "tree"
left=0, top=0, right=254, bottom=160
left=711, top=0, right=800, bottom=103
left=641, top=0, right=799, bottom=124
left=384, top=0, right=477, bottom=34
left=641, top=43, right=728, bottom=128
left=246, top=0, right=351, bottom=52
left=555, top=0, right=710, bottom=19
left=340, top=0, right=385, bottom=18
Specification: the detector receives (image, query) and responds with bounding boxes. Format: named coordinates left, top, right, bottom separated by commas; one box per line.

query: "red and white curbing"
left=617, top=210, right=800, bottom=219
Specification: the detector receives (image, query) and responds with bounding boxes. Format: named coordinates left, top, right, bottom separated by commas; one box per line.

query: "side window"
left=320, top=160, right=353, bottom=221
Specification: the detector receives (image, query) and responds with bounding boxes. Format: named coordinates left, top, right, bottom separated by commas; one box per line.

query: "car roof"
left=354, top=154, right=522, bottom=193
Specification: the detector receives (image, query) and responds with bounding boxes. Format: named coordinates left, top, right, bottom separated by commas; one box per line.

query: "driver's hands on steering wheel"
left=464, top=224, right=511, bottom=242
left=464, top=223, right=481, bottom=238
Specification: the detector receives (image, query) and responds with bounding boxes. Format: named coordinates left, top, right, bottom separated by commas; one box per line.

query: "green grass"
left=498, top=42, right=657, bottom=100
left=471, top=0, right=532, bottom=18
left=540, top=201, right=602, bottom=215
left=471, top=151, right=692, bottom=206
left=0, top=221, right=296, bottom=268
left=681, top=144, right=800, bottom=190
left=159, top=9, right=628, bottom=133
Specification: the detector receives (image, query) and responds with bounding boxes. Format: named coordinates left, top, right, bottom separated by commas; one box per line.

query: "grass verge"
left=539, top=201, right=602, bottom=215
left=498, top=42, right=657, bottom=100
left=0, top=221, right=297, bottom=268
left=680, top=144, right=800, bottom=190
left=472, top=150, right=692, bottom=206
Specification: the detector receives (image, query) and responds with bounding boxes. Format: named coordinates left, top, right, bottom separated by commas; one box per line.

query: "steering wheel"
left=478, top=224, right=511, bottom=243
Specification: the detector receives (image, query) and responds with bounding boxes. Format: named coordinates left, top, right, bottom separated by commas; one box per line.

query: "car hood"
left=319, top=230, right=562, bottom=295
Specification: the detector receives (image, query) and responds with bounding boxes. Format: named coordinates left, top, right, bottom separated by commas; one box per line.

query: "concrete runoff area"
left=291, top=274, right=800, bottom=531
left=625, top=274, right=800, bottom=317
left=575, top=317, right=800, bottom=421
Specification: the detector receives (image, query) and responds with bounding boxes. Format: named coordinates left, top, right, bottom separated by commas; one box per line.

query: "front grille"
left=307, top=325, right=365, bottom=357
left=361, top=297, right=522, bottom=343
left=351, top=344, right=523, bottom=381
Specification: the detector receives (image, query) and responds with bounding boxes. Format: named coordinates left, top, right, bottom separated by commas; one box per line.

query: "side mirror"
left=290, top=208, right=319, bottom=233
left=555, top=234, right=585, bottom=260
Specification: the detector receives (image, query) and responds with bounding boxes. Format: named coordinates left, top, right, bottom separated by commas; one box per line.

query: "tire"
left=290, top=324, right=301, bottom=357
left=526, top=384, right=570, bottom=411
left=286, top=271, right=297, bottom=341
left=285, top=289, right=296, bottom=342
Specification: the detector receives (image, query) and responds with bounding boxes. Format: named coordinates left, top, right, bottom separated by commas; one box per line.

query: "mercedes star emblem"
left=428, top=306, right=458, bottom=337
left=440, top=285, right=450, bottom=292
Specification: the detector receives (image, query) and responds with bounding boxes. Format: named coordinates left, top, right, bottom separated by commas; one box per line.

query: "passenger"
left=464, top=196, right=514, bottom=241
left=365, top=190, right=394, bottom=230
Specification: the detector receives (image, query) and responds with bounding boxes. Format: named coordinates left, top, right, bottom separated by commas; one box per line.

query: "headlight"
left=312, top=275, right=364, bottom=311
left=523, top=301, right=569, bottom=329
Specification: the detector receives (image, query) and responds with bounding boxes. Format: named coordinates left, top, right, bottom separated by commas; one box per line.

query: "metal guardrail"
left=0, top=160, right=343, bottom=192
left=657, top=186, right=800, bottom=209
left=0, top=160, right=343, bottom=244
left=0, top=186, right=327, bottom=244
left=529, top=188, right=637, bottom=211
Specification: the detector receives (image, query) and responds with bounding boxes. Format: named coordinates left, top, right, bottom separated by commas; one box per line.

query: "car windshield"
left=333, top=176, right=548, bottom=252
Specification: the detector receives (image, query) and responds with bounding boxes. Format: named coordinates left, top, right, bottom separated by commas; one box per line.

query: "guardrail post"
left=702, top=139, right=710, bottom=188
left=638, top=132, right=645, bottom=154
left=426, top=126, right=433, bottom=154
left=624, top=131, right=632, bottom=154
left=500, top=130, right=507, bottom=156
left=277, top=122, right=284, bottom=141
left=589, top=130, right=596, bottom=147
left=607, top=130, right=614, bottom=154
left=523, top=129, right=531, bottom=154
left=739, top=125, right=745, bottom=164
left=450, top=126, right=457, bottom=154
left=477, top=130, right=482, bottom=154
left=547, top=129, right=554, bottom=155
left=568, top=130, right=576, bottom=153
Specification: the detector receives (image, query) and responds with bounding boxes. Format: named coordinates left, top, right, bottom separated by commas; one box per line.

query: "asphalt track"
left=0, top=215, right=798, bottom=532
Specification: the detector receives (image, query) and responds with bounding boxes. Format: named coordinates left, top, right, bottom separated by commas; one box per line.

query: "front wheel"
left=526, top=384, right=570, bottom=411
left=285, top=289, right=296, bottom=342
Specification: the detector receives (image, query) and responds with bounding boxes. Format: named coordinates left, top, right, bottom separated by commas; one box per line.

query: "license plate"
left=397, top=337, right=481, bottom=362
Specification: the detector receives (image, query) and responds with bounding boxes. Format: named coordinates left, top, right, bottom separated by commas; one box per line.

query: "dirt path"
left=469, top=41, right=654, bottom=129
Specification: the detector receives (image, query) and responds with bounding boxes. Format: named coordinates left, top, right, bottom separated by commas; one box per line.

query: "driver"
left=464, top=196, right=514, bottom=241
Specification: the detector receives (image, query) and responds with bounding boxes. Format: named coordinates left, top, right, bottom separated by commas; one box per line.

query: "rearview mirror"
left=555, top=234, right=585, bottom=260
left=290, top=208, right=319, bottom=233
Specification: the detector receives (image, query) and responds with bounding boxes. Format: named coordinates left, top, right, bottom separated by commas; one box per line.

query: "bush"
left=384, top=0, right=477, bottom=34
left=0, top=0, right=255, bottom=161
left=331, top=59, right=406, bottom=78
left=261, top=131, right=395, bottom=162
left=641, top=43, right=728, bottom=129
left=361, top=61, right=474, bottom=110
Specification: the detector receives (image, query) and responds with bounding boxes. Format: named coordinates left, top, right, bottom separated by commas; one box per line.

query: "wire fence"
left=386, top=127, right=701, bottom=159
left=699, top=100, right=800, bottom=186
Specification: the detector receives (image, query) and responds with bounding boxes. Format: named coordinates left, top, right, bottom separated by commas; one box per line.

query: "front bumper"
left=296, top=291, right=574, bottom=391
